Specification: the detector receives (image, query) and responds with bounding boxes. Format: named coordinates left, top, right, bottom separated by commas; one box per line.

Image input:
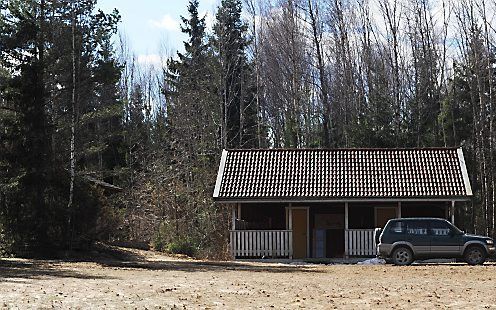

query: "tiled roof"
left=213, top=148, right=472, bottom=201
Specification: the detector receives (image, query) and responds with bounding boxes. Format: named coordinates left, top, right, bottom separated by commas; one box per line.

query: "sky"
left=96, top=0, right=220, bottom=66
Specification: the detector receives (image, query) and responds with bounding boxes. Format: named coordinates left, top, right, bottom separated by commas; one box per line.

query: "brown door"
left=292, top=209, right=308, bottom=258
left=376, top=207, right=397, bottom=228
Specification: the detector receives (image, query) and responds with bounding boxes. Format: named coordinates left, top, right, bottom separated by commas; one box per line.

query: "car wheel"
left=464, top=245, right=486, bottom=265
left=392, top=246, right=413, bottom=266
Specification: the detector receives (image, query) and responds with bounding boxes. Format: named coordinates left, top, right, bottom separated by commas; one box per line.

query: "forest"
left=1, top=0, right=496, bottom=258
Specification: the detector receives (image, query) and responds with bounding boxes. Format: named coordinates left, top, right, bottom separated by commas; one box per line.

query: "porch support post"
left=451, top=201, right=455, bottom=224
left=397, top=201, right=402, bottom=218
left=344, top=202, right=349, bottom=258
left=288, top=203, right=293, bottom=259
left=231, top=205, right=236, bottom=230
left=237, top=203, right=242, bottom=220
left=288, top=203, right=293, bottom=230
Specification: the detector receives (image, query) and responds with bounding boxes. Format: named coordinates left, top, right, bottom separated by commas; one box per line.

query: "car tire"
left=464, top=245, right=487, bottom=265
left=391, top=246, right=413, bottom=266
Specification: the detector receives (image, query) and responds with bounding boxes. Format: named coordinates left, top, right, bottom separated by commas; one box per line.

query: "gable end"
left=213, top=149, right=227, bottom=198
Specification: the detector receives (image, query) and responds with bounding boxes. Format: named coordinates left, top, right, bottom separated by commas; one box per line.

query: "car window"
left=430, top=221, right=451, bottom=236
left=388, top=221, right=404, bottom=234
left=406, top=221, right=428, bottom=235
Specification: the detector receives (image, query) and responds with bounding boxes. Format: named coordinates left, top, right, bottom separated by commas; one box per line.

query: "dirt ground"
left=1, top=248, right=496, bottom=309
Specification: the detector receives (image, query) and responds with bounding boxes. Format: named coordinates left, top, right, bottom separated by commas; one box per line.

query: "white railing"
left=346, top=229, right=377, bottom=256
left=229, top=230, right=293, bottom=258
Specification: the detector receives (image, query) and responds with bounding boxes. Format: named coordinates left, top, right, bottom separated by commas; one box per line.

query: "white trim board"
left=457, top=148, right=473, bottom=196
left=213, top=149, right=228, bottom=198
left=216, top=198, right=470, bottom=204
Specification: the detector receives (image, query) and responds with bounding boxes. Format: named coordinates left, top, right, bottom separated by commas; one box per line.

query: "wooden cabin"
left=213, top=148, right=472, bottom=259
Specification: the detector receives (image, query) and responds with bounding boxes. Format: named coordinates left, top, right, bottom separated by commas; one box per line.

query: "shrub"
left=0, top=223, right=13, bottom=257
left=152, top=223, right=197, bottom=257
left=152, top=232, right=167, bottom=252
left=152, top=222, right=172, bottom=252
left=166, top=238, right=196, bottom=257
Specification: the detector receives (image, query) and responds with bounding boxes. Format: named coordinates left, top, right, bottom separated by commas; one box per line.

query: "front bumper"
left=488, top=246, right=495, bottom=256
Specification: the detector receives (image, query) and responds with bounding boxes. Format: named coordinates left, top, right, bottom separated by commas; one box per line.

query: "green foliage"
left=144, top=0, right=227, bottom=259
left=0, top=222, right=14, bottom=257
left=152, top=222, right=197, bottom=257
left=0, top=0, right=124, bottom=255
left=95, top=191, right=127, bottom=242
left=213, top=0, right=257, bottom=148
left=166, top=238, right=197, bottom=257
left=151, top=221, right=172, bottom=252
left=2, top=0, right=496, bottom=257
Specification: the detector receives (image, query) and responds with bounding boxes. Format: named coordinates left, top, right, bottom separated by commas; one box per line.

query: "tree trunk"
left=67, top=1, right=77, bottom=249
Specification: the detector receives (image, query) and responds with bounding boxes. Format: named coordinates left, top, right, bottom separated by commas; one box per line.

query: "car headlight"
left=486, top=239, right=494, bottom=245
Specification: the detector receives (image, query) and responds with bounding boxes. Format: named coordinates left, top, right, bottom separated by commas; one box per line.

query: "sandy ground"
left=1, top=248, right=496, bottom=309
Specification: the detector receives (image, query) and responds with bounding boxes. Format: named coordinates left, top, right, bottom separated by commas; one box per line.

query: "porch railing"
left=346, top=229, right=377, bottom=256
left=229, top=230, right=292, bottom=258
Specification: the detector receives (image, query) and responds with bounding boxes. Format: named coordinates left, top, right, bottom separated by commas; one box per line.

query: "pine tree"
left=0, top=0, right=122, bottom=253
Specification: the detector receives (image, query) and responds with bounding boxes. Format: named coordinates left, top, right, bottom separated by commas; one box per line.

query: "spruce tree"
left=213, top=0, right=257, bottom=148
left=0, top=0, right=122, bottom=253
left=157, top=0, right=223, bottom=255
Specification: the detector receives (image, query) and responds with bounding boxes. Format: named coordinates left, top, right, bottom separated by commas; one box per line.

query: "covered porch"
left=229, top=201, right=457, bottom=259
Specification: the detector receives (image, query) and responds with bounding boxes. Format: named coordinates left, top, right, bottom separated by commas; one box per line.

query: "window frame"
left=387, top=220, right=405, bottom=234
left=405, top=220, right=430, bottom=236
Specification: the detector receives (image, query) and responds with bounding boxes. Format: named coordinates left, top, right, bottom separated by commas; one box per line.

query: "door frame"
left=286, top=205, right=310, bottom=258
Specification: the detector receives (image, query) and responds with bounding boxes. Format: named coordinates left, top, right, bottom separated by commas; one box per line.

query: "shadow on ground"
left=0, top=244, right=321, bottom=282
left=0, top=259, right=113, bottom=282
left=96, top=258, right=322, bottom=274
left=86, top=243, right=323, bottom=273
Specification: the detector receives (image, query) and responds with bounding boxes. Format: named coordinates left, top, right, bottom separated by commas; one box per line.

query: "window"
left=406, top=221, right=428, bottom=235
left=430, top=221, right=451, bottom=236
left=388, top=221, right=405, bottom=234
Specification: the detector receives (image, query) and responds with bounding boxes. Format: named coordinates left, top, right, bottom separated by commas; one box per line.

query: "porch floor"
left=237, top=257, right=374, bottom=264
left=236, top=258, right=459, bottom=264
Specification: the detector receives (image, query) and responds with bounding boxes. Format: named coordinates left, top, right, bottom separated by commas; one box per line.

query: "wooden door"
left=292, top=209, right=308, bottom=258
left=376, top=207, right=397, bottom=228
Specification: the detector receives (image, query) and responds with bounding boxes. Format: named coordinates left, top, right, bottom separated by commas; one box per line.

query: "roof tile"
left=214, top=148, right=471, bottom=200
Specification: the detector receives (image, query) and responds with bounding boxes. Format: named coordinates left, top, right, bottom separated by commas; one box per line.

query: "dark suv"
left=377, top=218, right=495, bottom=265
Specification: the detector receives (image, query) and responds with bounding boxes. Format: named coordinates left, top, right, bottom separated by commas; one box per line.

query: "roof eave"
left=213, top=196, right=472, bottom=204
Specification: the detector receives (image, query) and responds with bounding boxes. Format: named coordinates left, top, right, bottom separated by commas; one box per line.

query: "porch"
left=229, top=201, right=456, bottom=259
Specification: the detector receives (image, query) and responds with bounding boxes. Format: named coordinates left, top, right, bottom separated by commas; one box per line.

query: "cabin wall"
left=401, top=201, right=448, bottom=218
left=238, top=203, right=286, bottom=230
left=348, top=202, right=387, bottom=229
left=304, top=203, right=345, bottom=258
left=233, top=200, right=453, bottom=259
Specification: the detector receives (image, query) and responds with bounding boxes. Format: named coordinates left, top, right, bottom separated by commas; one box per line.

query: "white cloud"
left=149, top=15, right=180, bottom=32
